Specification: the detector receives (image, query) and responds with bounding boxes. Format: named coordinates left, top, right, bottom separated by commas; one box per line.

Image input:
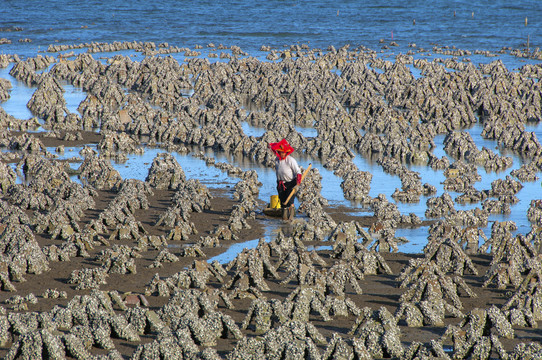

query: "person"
left=269, top=139, right=302, bottom=220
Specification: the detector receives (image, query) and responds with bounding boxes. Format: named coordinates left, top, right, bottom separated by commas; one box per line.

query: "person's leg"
left=288, top=204, right=295, bottom=220
left=283, top=180, right=297, bottom=220
left=282, top=207, right=289, bottom=220
left=277, top=182, right=289, bottom=220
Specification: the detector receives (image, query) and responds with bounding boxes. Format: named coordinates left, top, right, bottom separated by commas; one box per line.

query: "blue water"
left=0, top=0, right=540, bottom=64
left=1, top=0, right=542, bottom=254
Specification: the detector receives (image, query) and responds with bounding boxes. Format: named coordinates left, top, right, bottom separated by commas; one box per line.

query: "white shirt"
left=276, top=156, right=301, bottom=182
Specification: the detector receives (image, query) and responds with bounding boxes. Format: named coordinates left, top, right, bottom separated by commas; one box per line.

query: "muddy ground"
left=0, top=131, right=540, bottom=359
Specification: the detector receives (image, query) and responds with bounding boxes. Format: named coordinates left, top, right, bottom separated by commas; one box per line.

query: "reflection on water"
left=110, top=147, right=241, bottom=188
left=395, top=226, right=430, bottom=253
left=241, top=122, right=266, bottom=138
left=207, top=217, right=285, bottom=264
left=295, top=126, right=317, bottom=138
left=63, top=84, right=87, bottom=115
left=208, top=239, right=261, bottom=264
left=0, top=65, right=35, bottom=120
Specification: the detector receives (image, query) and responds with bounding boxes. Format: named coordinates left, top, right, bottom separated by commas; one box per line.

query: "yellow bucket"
left=270, top=195, right=281, bottom=209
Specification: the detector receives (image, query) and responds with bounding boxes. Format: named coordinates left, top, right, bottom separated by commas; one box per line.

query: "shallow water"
left=0, top=67, right=34, bottom=120
left=109, top=126, right=542, bottom=254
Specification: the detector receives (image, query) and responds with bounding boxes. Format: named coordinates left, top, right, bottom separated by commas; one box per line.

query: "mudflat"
left=1, top=43, right=542, bottom=359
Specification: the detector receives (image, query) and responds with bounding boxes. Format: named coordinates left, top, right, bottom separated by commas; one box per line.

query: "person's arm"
left=289, top=157, right=302, bottom=184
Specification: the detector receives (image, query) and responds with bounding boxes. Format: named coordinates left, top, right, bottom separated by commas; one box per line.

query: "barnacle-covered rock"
left=395, top=299, right=464, bottom=327
left=0, top=307, right=11, bottom=347
left=283, top=286, right=330, bottom=322
left=63, top=332, right=94, bottom=359
left=502, top=258, right=542, bottom=321
left=61, top=304, right=139, bottom=350
left=159, top=288, right=220, bottom=328
left=426, top=192, right=456, bottom=218
left=296, top=167, right=336, bottom=230
left=174, top=311, right=243, bottom=347
left=444, top=160, right=481, bottom=182
left=427, top=220, right=486, bottom=257
left=349, top=306, right=404, bottom=358
left=481, top=223, right=536, bottom=289
left=509, top=342, right=542, bottom=360
left=398, top=258, right=477, bottom=310
left=4, top=328, right=65, bottom=360
left=370, top=194, right=401, bottom=222
left=0, top=223, right=50, bottom=281
left=527, top=199, right=542, bottom=226
left=445, top=208, right=489, bottom=228
left=482, top=198, right=512, bottom=215
left=366, top=220, right=405, bottom=252
left=98, top=130, right=144, bottom=160
left=225, top=247, right=280, bottom=291
left=324, top=294, right=362, bottom=318
left=321, top=333, right=373, bottom=360
left=259, top=320, right=326, bottom=357
left=241, top=297, right=287, bottom=334
left=0, top=77, right=11, bottom=102
left=145, top=152, right=186, bottom=190
left=148, top=248, right=179, bottom=269
left=279, top=262, right=320, bottom=288
left=328, top=221, right=370, bottom=248
left=277, top=243, right=327, bottom=286
left=7, top=312, right=40, bottom=337
left=401, top=340, right=451, bottom=360
left=130, top=329, right=199, bottom=360
left=424, top=226, right=478, bottom=276
left=78, top=154, right=122, bottom=190
left=7, top=133, right=49, bottom=155
left=96, top=244, right=140, bottom=274
left=510, top=161, right=540, bottom=182
left=5, top=293, right=38, bottom=311
left=0, top=162, right=16, bottom=193
left=108, top=220, right=148, bottom=242
left=146, top=260, right=224, bottom=296
left=92, top=180, right=152, bottom=232
left=232, top=170, right=262, bottom=201
left=155, top=178, right=211, bottom=229
left=290, top=221, right=328, bottom=243
left=8, top=154, right=93, bottom=214
left=350, top=246, right=393, bottom=275
left=488, top=175, right=524, bottom=198
left=68, top=267, right=108, bottom=290
left=340, top=169, right=372, bottom=202
left=322, top=261, right=365, bottom=296
left=178, top=244, right=206, bottom=258
left=442, top=306, right=513, bottom=359
left=455, top=185, right=488, bottom=205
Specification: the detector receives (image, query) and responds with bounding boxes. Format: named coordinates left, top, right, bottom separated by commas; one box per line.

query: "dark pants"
left=277, top=179, right=297, bottom=207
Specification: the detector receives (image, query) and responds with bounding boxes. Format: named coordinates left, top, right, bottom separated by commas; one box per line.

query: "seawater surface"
left=1, top=0, right=540, bottom=59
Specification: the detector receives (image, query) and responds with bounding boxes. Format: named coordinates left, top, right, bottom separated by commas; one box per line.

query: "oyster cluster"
left=0, top=39, right=541, bottom=359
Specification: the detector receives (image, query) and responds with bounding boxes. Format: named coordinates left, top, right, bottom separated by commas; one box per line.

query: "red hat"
left=269, top=139, right=294, bottom=159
